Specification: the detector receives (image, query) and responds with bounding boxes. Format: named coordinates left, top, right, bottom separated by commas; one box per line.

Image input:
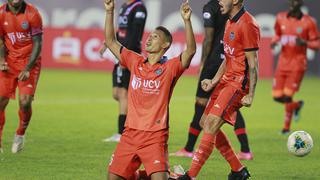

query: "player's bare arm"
left=241, top=50, right=259, bottom=107
left=180, top=0, right=196, bottom=69
left=18, top=34, right=42, bottom=81
left=0, top=38, right=8, bottom=71
left=104, top=0, right=122, bottom=61
left=201, top=60, right=226, bottom=92
left=199, top=27, right=215, bottom=73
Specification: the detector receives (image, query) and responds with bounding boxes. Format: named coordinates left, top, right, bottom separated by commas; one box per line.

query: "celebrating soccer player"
left=0, top=0, right=43, bottom=154
left=100, top=0, right=147, bottom=143
left=177, top=0, right=260, bottom=179
left=103, top=0, right=196, bottom=179
left=271, top=0, right=320, bottom=134
left=171, top=0, right=253, bottom=161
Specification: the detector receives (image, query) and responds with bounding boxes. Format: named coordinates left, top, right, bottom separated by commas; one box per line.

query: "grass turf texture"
left=0, top=69, right=319, bottom=179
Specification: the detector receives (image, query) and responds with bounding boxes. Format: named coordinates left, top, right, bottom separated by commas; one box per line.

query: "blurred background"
left=1, top=0, right=319, bottom=78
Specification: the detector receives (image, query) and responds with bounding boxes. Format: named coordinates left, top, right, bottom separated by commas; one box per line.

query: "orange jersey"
left=273, top=12, right=319, bottom=72
left=120, top=47, right=185, bottom=131
left=0, top=2, right=43, bottom=70
left=223, top=8, right=260, bottom=90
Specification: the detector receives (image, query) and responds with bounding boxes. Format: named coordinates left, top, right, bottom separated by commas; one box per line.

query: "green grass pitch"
left=0, top=69, right=319, bottom=179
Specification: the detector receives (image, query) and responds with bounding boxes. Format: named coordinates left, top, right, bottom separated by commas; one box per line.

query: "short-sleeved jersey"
left=117, top=0, right=147, bottom=54
left=119, top=47, right=185, bottom=131
left=273, top=12, right=319, bottom=71
left=202, top=0, right=228, bottom=67
left=223, top=8, right=260, bottom=90
left=0, top=2, right=42, bottom=70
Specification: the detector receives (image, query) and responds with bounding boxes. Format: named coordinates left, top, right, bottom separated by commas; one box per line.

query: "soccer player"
left=177, top=0, right=260, bottom=179
left=104, top=0, right=196, bottom=179
left=171, top=0, right=253, bottom=161
left=0, top=0, right=43, bottom=153
left=100, top=0, right=147, bottom=142
left=271, top=0, right=320, bottom=134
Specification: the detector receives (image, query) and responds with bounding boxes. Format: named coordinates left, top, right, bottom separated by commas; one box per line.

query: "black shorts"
left=112, top=64, right=131, bottom=89
left=196, top=64, right=220, bottom=98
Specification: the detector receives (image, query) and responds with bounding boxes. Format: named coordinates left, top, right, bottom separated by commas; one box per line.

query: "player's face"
left=7, top=0, right=23, bottom=8
left=289, top=0, right=303, bottom=11
left=219, top=0, right=233, bottom=15
left=145, top=30, right=168, bottom=53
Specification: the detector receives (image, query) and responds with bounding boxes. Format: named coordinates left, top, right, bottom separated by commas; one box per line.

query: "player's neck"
left=8, top=4, right=23, bottom=14
left=229, top=5, right=243, bottom=20
left=288, top=9, right=303, bottom=19
left=147, top=53, right=164, bottom=65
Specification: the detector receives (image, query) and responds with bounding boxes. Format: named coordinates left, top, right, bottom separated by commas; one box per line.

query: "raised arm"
left=104, top=0, right=122, bottom=60
left=241, top=50, right=259, bottom=107
left=180, top=0, right=196, bottom=69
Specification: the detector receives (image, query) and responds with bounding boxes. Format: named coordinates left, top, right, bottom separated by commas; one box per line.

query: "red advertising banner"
left=42, top=28, right=273, bottom=77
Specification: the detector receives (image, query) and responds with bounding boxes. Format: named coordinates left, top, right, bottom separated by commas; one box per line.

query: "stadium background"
left=1, top=0, right=319, bottom=77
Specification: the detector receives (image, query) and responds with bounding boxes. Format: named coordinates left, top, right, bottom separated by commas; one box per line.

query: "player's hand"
left=241, top=94, right=253, bottom=107
left=104, top=0, right=115, bottom=12
left=99, top=43, right=108, bottom=58
left=201, top=79, right=215, bottom=92
left=0, top=62, right=9, bottom=71
left=296, top=37, right=307, bottom=46
left=270, top=42, right=278, bottom=49
left=18, top=70, right=30, bottom=81
left=180, top=0, right=192, bottom=21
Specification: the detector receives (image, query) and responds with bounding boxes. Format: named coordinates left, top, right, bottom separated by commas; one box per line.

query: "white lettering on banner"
left=84, top=38, right=104, bottom=62
left=53, top=34, right=81, bottom=64
left=165, top=43, right=202, bottom=66
left=52, top=8, right=78, bottom=28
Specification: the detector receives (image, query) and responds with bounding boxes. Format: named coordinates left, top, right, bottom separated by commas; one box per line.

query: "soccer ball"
left=287, top=131, right=313, bottom=157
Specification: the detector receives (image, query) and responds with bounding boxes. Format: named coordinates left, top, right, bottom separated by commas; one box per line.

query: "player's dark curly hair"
left=156, top=26, right=173, bottom=49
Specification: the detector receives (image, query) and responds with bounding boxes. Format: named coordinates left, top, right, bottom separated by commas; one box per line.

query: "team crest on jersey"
left=296, top=27, right=303, bottom=34
left=230, top=32, right=235, bottom=41
left=21, top=21, right=29, bottom=30
left=155, top=68, right=163, bottom=75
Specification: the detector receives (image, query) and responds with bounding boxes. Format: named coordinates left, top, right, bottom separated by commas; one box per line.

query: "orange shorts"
left=272, top=70, right=305, bottom=97
left=204, top=81, right=246, bottom=126
left=108, top=128, right=169, bottom=179
left=0, top=62, right=41, bottom=99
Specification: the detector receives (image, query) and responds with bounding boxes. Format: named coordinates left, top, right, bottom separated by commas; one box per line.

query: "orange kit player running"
left=271, top=0, right=320, bottom=134
left=0, top=0, right=43, bottom=153
left=103, top=0, right=196, bottom=179
left=178, top=0, right=260, bottom=179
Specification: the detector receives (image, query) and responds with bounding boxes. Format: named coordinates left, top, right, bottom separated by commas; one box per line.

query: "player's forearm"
left=184, top=19, right=196, bottom=59
left=25, top=35, right=42, bottom=71
left=211, top=60, right=225, bottom=84
left=0, top=39, right=5, bottom=63
left=248, top=58, right=258, bottom=97
left=307, top=38, right=320, bottom=50
left=104, top=11, right=117, bottom=46
left=200, top=37, right=213, bottom=65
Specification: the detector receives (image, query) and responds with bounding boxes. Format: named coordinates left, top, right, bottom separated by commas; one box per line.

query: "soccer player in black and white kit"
left=100, top=0, right=147, bottom=142
left=171, top=0, right=253, bottom=160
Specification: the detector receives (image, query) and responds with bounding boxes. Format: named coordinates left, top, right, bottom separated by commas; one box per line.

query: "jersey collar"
left=230, top=7, right=245, bottom=22
left=6, top=1, right=27, bottom=14
left=144, top=56, right=168, bottom=65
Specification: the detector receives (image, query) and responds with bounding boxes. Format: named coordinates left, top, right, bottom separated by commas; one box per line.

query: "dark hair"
left=155, top=26, right=173, bottom=49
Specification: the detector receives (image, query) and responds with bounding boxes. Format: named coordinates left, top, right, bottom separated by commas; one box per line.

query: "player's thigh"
left=108, top=173, right=125, bottom=180
left=0, top=71, right=18, bottom=99
left=284, top=71, right=305, bottom=97
left=272, top=70, right=287, bottom=98
left=208, top=85, right=243, bottom=126
left=150, top=171, right=169, bottom=180
left=108, top=132, right=141, bottom=179
left=18, top=64, right=41, bottom=97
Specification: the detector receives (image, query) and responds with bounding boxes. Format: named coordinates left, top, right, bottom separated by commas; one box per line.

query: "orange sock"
left=0, top=111, right=5, bottom=144
left=216, top=130, right=243, bottom=171
left=188, top=133, right=215, bottom=178
left=16, top=109, right=32, bottom=136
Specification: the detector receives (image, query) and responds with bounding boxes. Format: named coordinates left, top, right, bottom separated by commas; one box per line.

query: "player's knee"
left=195, top=97, right=208, bottom=107
left=19, top=99, right=32, bottom=110
left=282, top=96, right=292, bottom=103
left=203, top=115, right=223, bottom=134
